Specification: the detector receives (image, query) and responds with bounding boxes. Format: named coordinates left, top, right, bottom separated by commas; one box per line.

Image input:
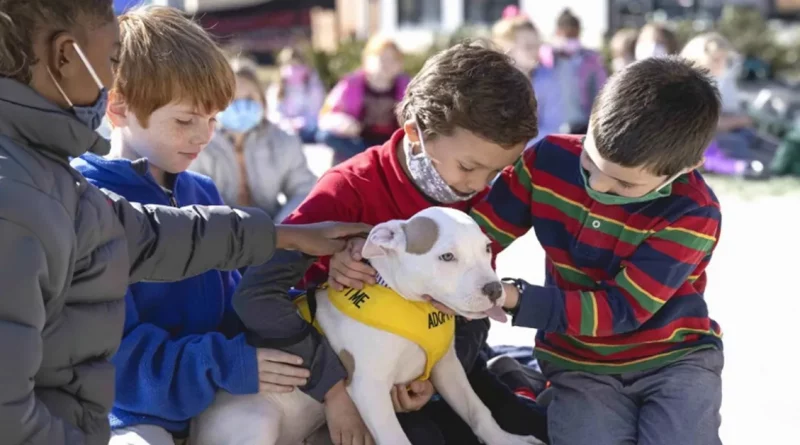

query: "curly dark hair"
left=396, top=40, right=538, bottom=149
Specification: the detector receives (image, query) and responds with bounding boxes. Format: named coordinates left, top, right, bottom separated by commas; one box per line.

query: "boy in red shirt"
left=232, top=42, right=544, bottom=444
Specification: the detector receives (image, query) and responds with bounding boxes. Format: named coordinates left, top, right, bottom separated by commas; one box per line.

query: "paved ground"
left=303, top=144, right=800, bottom=444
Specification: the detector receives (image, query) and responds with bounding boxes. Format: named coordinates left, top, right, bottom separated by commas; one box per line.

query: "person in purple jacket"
left=317, top=35, right=410, bottom=165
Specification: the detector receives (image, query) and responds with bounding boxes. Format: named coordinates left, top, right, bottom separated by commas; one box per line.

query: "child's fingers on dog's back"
left=259, top=361, right=311, bottom=378
left=259, top=382, right=294, bottom=393
left=259, top=371, right=308, bottom=387
left=330, top=265, right=366, bottom=289
left=343, top=262, right=377, bottom=284
left=348, top=238, right=367, bottom=260
left=257, top=348, right=305, bottom=365
left=344, top=258, right=376, bottom=277
left=328, top=277, right=345, bottom=291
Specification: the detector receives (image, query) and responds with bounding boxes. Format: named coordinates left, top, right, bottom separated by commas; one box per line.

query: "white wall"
left=379, top=0, right=610, bottom=52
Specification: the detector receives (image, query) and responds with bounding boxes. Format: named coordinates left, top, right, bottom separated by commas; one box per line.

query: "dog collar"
left=375, top=272, right=389, bottom=288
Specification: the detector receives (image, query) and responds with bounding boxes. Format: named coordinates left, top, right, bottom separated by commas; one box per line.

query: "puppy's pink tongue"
left=484, top=306, right=508, bottom=323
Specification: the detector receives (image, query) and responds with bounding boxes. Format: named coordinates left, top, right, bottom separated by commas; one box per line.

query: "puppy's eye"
left=439, top=253, right=456, bottom=262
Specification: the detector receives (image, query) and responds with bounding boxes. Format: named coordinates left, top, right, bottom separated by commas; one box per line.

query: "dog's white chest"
left=316, top=290, right=429, bottom=385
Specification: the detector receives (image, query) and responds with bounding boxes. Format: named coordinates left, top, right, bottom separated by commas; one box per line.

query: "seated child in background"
left=492, top=14, right=563, bottom=143
left=266, top=46, right=326, bottom=143
left=71, top=7, right=316, bottom=444
left=609, top=27, right=639, bottom=73
left=192, top=56, right=317, bottom=222
left=537, top=8, right=607, bottom=134
left=472, top=56, right=724, bottom=445
left=317, top=35, right=410, bottom=165
left=682, top=32, right=776, bottom=178
left=231, top=41, right=548, bottom=445
left=634, top=22, right=680, bottom=60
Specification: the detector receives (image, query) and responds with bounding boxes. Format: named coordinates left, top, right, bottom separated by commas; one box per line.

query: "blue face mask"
left=218, top=99, right=264, bottom=133
left=47, top=43, right=108, bottom=130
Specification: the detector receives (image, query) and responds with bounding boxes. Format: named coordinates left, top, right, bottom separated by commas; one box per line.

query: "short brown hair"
left=590, top=56, right=720, bottom=176
left=115, top=6, right=235, bottom=127
left=638, top=23, right=679, bottom=55
left=556, top=9, right=581, bottom=37
left=0, top=0, right=114, bottom=83
left=396, top=40, right=538, bottom=148
left=610, top=28, right=639, bottom=60
left=492, top=16, right=538, bottom=45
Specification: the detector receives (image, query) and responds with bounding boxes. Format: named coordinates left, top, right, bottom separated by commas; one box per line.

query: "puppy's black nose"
left=482, top=281, right=503, bottom=304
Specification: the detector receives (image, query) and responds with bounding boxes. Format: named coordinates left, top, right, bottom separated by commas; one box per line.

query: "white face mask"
left=403, top=119, right=477, bottom=204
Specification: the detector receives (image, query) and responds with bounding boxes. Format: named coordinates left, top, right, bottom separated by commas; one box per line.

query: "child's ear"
left=106, top=90, right=129, bottom=128
left=402, top=120, right=421, bottom=144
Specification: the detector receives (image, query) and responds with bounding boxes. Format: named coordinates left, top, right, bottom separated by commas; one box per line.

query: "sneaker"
left=487, top=355, right=549, bottom=400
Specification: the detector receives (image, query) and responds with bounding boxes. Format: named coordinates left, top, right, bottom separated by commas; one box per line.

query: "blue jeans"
left=541, top=348, right=723, bottom=445
left=316, top=131, right=367, bottom=165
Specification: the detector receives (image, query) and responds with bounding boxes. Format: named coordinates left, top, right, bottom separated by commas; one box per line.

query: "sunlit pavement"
left=303, top=144, right=800, bottom=444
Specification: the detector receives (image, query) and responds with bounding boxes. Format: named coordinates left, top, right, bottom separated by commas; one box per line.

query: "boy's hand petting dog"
left=276, top=222, right=372, bottom=257
left=391, top=380, right=435, bottom=413
left=324, top=381, right=375, bottom=445
left=328, top=237, right=377, bottom=290
left=256, top=349, right=311, bottom=393
left=329, top=238, right=460, bottom=318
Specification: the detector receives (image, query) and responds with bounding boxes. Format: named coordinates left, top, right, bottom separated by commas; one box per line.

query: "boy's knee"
left=544, top=368, right=637, bottom=445
left=637, top=350, right=723, bottom=445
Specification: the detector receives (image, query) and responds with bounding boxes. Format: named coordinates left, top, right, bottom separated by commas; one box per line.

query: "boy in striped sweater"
left=472, top=57, right=724, bottom=444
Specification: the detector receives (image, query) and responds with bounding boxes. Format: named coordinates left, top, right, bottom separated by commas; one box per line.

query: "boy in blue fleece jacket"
left=71, top=7, right=312, bottom=444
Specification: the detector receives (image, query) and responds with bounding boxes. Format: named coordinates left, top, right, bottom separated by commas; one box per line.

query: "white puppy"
left=192, top=207, right=544, bottom=445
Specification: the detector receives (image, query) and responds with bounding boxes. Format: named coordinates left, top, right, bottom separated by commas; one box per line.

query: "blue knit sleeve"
left=111, top=288, right=259, bottom=422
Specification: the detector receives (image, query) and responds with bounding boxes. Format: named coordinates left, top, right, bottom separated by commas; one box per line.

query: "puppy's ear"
left=361, top=221, right=406, bottom=259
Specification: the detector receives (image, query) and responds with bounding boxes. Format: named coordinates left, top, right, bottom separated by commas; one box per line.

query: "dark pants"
left=297, top=125, right=319, bottom=144
left=398, top=356, right=548, bottom=444
left=542, top=349, right=723, bottom=445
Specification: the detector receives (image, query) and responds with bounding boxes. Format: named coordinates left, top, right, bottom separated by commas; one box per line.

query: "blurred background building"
left=121, top=0, right=798, bottom=53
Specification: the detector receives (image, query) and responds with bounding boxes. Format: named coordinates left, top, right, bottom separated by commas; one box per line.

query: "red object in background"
left=199, top=9, right=311, bottom=35
left=199, top=8, right=312, bottom=53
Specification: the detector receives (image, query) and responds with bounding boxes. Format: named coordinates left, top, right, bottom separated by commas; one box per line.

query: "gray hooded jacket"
left=0, top=79, right=277, bottom=445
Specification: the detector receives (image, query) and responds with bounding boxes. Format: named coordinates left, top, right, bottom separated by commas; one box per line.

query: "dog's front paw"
left=482, top=433, right=546, bottom=445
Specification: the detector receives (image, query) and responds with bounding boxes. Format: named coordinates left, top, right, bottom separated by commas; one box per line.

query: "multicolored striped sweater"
left=472, top=135, right=723, bottom=374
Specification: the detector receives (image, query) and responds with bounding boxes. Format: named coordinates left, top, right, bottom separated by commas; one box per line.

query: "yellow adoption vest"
left=295, top=284, right=456, bottom=380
